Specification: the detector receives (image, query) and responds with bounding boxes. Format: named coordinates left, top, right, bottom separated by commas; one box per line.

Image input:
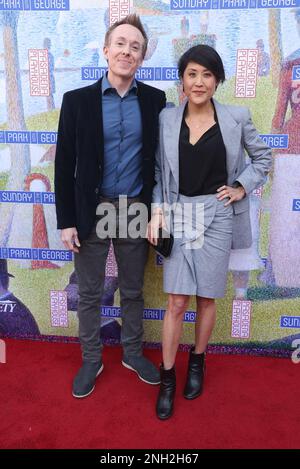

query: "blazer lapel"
left=213, top=98, right=241, bottom=181
left=164, top=101, right=186, bottom=190
left=136, top=81, right=149, bottom=156
left=88, top=79, right=104, bottom=165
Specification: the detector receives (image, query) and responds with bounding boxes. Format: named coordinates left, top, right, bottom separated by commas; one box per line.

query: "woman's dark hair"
left=178, top=45, right=225, bottom=84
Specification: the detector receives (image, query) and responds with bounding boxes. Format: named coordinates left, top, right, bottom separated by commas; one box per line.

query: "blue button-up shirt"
left=100, top=74, right=143, bottom=198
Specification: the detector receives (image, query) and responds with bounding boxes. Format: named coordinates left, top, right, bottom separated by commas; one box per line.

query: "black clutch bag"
left=153, top=228, right=174, bottom=258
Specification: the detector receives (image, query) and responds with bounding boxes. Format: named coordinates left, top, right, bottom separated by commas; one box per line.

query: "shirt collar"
left=102, top=73, right=137, bottom=96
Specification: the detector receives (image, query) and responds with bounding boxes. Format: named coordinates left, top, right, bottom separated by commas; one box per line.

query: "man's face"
left=103, top=24, right=144, bottom=80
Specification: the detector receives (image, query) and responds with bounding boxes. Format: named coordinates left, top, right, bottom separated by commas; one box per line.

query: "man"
left=256, top=39, right=270, bottom=77
left=0, top=259, right=40, bottom=337
left=55, top=14, right=166, bottom=398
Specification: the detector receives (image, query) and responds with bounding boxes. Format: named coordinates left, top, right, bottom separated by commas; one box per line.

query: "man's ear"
left=103, top=45, right=108, bottom=61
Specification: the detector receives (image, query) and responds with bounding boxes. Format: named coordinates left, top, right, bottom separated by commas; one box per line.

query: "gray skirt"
left=163, top=193, right=233, bottom=298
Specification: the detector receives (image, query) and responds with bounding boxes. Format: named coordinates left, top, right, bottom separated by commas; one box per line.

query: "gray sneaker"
left=72, top=361, right=104, bottom=398
left=122, top=355, right=160, bottom=385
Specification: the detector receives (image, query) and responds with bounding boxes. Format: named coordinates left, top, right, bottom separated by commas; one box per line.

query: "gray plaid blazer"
left=152, top=98, right=272, bottom=249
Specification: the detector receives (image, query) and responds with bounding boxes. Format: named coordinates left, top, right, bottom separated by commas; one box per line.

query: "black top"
left=179, top=106, right=227, bottom=196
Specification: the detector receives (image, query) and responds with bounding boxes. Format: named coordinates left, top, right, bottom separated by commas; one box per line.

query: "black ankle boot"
left=183, top=347, right=205, bottom=400
left=156, top=364, right=176, bottom=420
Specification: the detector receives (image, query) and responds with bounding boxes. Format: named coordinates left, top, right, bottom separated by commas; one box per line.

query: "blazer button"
left=95, top=188, right=99, bottom=194
left=234, top=169, right=238, bottom=174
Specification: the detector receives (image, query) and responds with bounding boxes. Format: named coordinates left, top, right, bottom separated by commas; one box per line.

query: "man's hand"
left=216, top=184, right=246, bottom=207
left=61, top=227, right=81, bottom=253
left=147, top=208, right=166, bottom=246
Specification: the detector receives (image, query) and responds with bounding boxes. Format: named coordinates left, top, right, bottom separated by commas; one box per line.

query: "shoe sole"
left=157, top=411, right=173, bottom=420
left=72, top=364, right=104, bottom=399
left=183, top=391, right=203, bottom=400
left=122, top=361, right=160, bottom=385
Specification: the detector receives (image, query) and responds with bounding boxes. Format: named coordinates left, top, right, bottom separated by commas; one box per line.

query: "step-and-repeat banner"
left=1, top=0, right=300, bottom=357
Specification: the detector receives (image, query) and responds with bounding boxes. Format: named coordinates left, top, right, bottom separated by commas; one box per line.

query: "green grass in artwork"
left=215, top=76, right=277, bottom=134
left=26, top=109, right=60, bottom=133
left=0, top=172, right=9, bottom=190
left=8, top=261, right=78, bottom=337
left=166, top=75, right=279, bottom=133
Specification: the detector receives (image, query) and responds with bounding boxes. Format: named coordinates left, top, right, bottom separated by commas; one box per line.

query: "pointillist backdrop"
left=0, top=0, right=300, bottom=357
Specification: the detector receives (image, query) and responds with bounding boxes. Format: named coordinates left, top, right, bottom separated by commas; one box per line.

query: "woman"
left=148, top=45, right=272, bottom=420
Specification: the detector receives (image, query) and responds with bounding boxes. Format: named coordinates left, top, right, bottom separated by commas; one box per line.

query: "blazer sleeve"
left=160, top=91, right=167, bottom=113
left=235, top=108, right=272, bottom=194
left=152, top=108, right=166, bottom=210
left=54, top=92, right=77, bottom=229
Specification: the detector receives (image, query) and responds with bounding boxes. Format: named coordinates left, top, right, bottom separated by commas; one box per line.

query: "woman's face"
left=182, top=61, right=217, bottom=106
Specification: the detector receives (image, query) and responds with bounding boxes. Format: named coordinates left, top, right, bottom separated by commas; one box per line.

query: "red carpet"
left=0, top=338, right=299, bottom=449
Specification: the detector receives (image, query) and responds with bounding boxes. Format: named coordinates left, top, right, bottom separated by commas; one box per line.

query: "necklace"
left=188, top=121, right=205, bottom=129
left=186, top=118, right=211, bottom=129
left=186, top=112, right=215, bottom=129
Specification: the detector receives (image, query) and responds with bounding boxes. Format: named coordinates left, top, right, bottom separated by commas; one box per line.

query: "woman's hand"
left=147, top=208, right=166, bottom=245
left=216, top=184, right=246, bottom=206
left=61, top=227, right=81, bottom=253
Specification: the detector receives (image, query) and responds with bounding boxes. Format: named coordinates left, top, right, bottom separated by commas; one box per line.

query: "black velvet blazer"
left=54, top=78, right=166, bottom=241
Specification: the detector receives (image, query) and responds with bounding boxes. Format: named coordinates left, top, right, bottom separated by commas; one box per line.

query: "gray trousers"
left=74, top=199, right=149, bottom=363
